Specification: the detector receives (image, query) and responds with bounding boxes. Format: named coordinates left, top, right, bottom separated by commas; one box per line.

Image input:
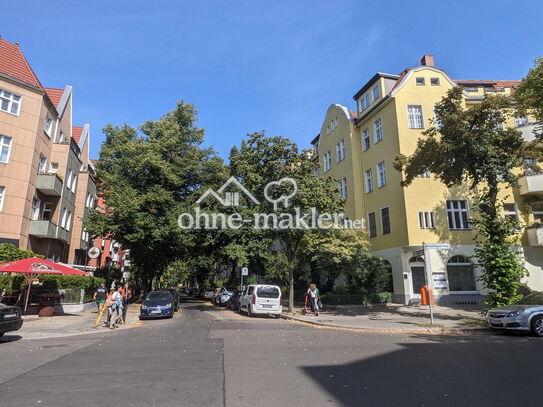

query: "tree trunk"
left=288, top=269, right=294, bottom=313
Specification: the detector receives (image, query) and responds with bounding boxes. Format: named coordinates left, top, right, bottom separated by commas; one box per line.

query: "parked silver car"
left=487, top=293, right=543, bottom=337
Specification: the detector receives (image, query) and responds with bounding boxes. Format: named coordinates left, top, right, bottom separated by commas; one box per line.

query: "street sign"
left=412, top=250, right=424, bottom=257
left=424, top=243, right=451, bottom=250
left=241, top=267, right=248, bottom=276
left=88, top=247, right=101, bottom=259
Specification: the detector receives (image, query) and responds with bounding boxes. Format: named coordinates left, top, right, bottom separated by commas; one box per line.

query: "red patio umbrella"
left=0, top=257, right=89, bottom=313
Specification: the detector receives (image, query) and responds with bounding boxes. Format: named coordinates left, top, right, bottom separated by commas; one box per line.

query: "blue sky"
left=3, top=0, right=542, bottom=160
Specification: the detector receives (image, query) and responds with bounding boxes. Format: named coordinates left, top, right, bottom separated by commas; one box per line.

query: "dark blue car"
left=140, top=290, right=175, bottom=319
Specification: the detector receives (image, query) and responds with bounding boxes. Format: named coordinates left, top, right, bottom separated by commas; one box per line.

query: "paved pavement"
left=282, top=304, right=487, bottom=333
left=1, top=297, right=542, bottom=407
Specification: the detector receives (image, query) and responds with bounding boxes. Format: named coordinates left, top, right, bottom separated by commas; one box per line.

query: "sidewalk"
left=17, top=305, right=142, bottom=340
left=282, top=304, right=489, bottom=334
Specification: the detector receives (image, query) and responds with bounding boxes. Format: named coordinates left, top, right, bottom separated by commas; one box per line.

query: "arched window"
left=409, top=256, right=424, bottom=263
left=447, top=255, right=476, bottom=292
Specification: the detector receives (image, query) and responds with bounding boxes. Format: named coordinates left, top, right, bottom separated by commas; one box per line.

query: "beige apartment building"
left=312, top=54, right=542, bottom=305
left=0, top=38, right=96, bottom=264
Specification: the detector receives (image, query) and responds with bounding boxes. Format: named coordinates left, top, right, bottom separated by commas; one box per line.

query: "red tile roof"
left=349, top=110, right=358, bottom=120
left=44, top=87, right=63, bottom=107
left=0, top=38, right=42, bottom=89
left=72, top=126, right=83, bottom=144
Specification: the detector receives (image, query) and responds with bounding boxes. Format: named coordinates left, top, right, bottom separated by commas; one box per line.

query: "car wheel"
left=531, top=315, right=543, bottom=337
left=275, top=314, right=281, bottom=319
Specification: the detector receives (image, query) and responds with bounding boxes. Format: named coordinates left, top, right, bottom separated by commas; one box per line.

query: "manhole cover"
left=39, top=344, right=68, bottom=349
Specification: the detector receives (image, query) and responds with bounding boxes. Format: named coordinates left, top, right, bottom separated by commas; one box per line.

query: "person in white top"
left=110, top=285, right=123, bottom=329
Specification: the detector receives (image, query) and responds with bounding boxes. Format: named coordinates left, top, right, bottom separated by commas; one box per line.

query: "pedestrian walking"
left=93, top=282, right=108, bottom=313
left=105, top=288, right=115, bottom=327
left=109, top=285, right=123, bottom=329
left=306, top=283, right=320, bottom=316
left=120, top=282, right=131, bottom=324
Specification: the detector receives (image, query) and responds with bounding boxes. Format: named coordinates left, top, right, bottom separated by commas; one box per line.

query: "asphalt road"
left=1, top=298, right=542, bottom=407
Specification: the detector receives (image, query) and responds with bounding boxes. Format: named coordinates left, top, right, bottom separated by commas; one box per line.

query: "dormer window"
left=359, top=94, right=370, bottom=112
left=372, top=85, right=380, bottom=101
left=416, top=77, right=425, bottom=86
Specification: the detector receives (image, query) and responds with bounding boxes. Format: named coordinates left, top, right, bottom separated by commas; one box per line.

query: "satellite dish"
left=88, top=247, right=101, bottom=259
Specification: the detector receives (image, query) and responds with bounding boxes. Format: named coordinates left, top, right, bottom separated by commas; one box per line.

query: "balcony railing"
left=519, top=173, right=543, bottom=198
left=28, top=220, right=69, bottom=242
left=36, top=173, right=63, bottom=196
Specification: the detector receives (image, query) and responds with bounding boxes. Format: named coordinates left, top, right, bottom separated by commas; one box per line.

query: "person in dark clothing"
left=93, top=282, right=108, bottom=313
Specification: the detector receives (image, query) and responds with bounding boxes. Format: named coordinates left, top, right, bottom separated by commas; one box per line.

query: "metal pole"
left=422, top=243, right=434, bottom=324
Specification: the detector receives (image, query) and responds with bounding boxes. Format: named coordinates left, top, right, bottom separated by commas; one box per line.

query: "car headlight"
left=141, top=304, right=148, bottom=310
left=165, top=303, right=172, bottom=308
left=507, top=310, right=524, bottom=318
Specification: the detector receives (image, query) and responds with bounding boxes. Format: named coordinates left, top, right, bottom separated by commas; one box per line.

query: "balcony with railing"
left=36, top=173, right=63, bottom=196
left=28, top=220, right=69, bottom=242
left=519, top=172, right=543, bottom=198
left=526, top=224, right=543, bottom=246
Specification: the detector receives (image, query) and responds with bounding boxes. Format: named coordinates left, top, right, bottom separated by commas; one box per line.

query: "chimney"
left=420, top=54, right=435, bottom=67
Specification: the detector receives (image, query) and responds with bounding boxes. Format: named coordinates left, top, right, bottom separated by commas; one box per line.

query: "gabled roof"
left=0, top=38, right=43, bottom=89
left=72, top=126, right=84, bottom=144
left=352, top=72, right=399, bottom=100
left=44, top=87, right=63, bottom=106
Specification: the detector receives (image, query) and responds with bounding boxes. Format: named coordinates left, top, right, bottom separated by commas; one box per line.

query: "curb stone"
left=280, top=313, right=490, bottom=335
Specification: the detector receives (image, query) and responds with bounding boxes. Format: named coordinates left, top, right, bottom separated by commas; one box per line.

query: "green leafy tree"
left=394, top=87, right=540, bottom=308
left=515, top=57, right=543, bottom=132
left=0, top=243, right=42, bottom=263
left=85, top=102, right=227, bottom=292
left=230, top=132, right=346, bottom=311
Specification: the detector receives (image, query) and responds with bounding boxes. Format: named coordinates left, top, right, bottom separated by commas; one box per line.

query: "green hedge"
left=0, top=275, right=105, bottom=303
left=321, top=292, right=392, bottom=306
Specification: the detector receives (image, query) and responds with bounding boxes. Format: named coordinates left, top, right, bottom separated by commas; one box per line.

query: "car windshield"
left=514, top=292, right=543, bottom=305
left=147, top=292, right=172, bottom=301
left=257, top=286, right=280, bottom=298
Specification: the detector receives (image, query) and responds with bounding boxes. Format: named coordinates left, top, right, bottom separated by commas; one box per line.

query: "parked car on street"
left=214, top=288, right=235, bottom=306
left=240, top=284, right=282, bottom=318
left=226, top=290, right=243, bottom=311
left=202, top=288, right=215, bottom=301
left=140, top=290, right=175, bottom=319
left=0, top=302, right=23, bottom=338
left=166, top=289, right=181, bottom=311
left=487, top=292, right=543, bottom=336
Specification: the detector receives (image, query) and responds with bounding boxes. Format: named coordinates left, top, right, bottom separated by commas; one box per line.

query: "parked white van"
left=240, top=284, right=282, bottom=318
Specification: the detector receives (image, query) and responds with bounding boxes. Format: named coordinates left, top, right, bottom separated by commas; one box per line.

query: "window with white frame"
left=0, top=186, right=5, bottom=211
left=365, top=169, right=374, bottom=193
left=61, top=208, right=67, bottom=229
left=49, top=162, right=58, bottom=174
left=377, top=161, right=387, bottom=187
left=416, top=77, right=425, bottom=86
left=70, top=173, right=77, bottom=192
left=408, top=105, right=424, bottom=129
left=374, top=118, right=383, bottom=143
left=0, top=135, right=12, bottom=163
left=38, top=155, right=47, bottom=173
left=515, top=116, right=529, bottom=127
left=44, top=115, right=53, bottom=137
left=362, top=128, right=370, bottom=151
left=430, top=77, right=440, bottom=86
left=446, top=200, right=470, bottom=229
left=31, top=198, right=41, bottom=220
left=323, top=151, right=332, bottom=172
left=503, top=203, right=519, bottom=228
left=381, top=207, right=391, bottom=234
left=418, top=211, right=436, bottom=229
left=0, top=88, right=21, bottom=115
left=359, top=94, right=370, bottom=112
left=66, top=170, right=73, bottom=191
left=82, top=229, right=90, bottom=241
left=339, top=177, right=347, bottom=198
left=336, top=139, right=345, bottom=162
left=433, top=105, right=442, bottom=130
left=42, top=202, right=53, bottom=221
left=372, top=85, right=380, bottom=101
left=66, top=211, right=72, bottom=231
left=368, top=211, right=377, bottom=237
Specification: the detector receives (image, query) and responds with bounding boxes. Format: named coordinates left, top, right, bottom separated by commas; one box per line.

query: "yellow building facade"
left=312, top=55, right=543, bottom=304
